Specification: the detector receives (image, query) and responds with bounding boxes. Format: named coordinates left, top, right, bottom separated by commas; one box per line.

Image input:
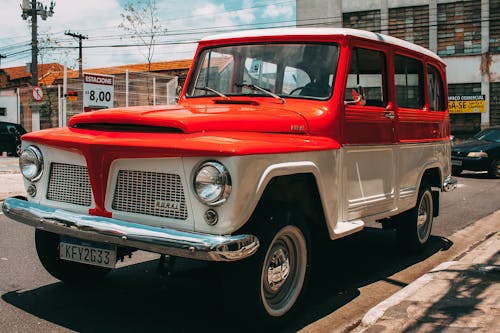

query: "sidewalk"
left=0, top=157, right=24, bottom=201
left=354, top=210, right=500, bottom=333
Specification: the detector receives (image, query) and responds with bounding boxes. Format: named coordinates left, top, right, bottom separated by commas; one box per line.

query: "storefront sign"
left=448, top=95, right=485, bottom=114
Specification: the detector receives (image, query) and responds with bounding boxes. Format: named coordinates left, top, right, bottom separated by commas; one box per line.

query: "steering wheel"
left=289, top=86, right=306, bottom=95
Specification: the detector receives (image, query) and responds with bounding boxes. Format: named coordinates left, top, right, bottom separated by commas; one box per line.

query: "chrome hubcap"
left=417, top=191, right=433, bottom=243
left=267, top=248, right=290, bottom=292
left=261, top=225, right=307, bottom=317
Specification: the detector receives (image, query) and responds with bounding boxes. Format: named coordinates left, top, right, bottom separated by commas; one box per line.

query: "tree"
left=119, top=0, right=167, bottom=72
left=119, top=0, right=167, bottom=105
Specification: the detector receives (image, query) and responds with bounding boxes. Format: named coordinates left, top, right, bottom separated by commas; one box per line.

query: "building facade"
left=297, top=0, right=500, bottom=137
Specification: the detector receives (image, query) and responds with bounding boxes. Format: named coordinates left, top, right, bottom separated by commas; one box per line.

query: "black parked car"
left=451, top=127, right=500, bottom=178
left=0, top=121, right=26, bottom=156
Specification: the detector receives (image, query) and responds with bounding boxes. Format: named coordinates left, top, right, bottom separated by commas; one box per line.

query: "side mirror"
left=345, top=85, right=366, bottom=106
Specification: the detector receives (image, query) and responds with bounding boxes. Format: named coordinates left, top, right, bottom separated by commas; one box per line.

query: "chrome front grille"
left=112, top=170, right=188, bottom=220
left=47, top=163, right=92, bottom=206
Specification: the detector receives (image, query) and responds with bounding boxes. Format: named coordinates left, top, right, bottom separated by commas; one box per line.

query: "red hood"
left=68, top=104, right=310, bottom=134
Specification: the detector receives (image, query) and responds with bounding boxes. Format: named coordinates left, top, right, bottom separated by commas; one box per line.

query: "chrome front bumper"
left=2, top=197, right=259, bottom=262
left=443, top=176, right=458, bottom=192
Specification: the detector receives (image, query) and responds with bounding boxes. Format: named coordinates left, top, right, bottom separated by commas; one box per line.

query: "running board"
left=331, top=219, right=365, bottom=239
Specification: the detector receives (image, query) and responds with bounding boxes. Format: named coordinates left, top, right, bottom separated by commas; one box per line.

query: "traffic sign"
left=32, top=86, right=44, bottom=102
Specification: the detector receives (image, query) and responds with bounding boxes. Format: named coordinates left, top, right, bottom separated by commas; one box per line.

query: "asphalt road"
left=0, top=172, right=499, bottom=333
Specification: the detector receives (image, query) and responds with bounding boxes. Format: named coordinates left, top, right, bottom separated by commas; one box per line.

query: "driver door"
left=342, top=45, right=397, bottom=220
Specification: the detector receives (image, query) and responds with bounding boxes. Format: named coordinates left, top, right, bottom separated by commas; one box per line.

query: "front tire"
left=488, top=159, right=500, bottom=178
left=15, top=143, right=22, bottom=157
left=396, top=182, right=434, bottom=252
left=260, top=224, right=308, bottom=318
left=35, top=229, right=111, bottom=283
left=226, top=204, right=311, bottom=325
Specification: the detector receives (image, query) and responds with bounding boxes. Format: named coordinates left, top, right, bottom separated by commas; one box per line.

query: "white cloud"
left=262, top=4, right=293, bottom=19
left=0, top=0, right=125, bottom=68
left=192, top=2, right=253, bottom=29
left=0, top=0, right=287, bottom=69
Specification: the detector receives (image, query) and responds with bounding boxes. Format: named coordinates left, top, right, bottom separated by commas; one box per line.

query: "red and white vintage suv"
left=3, top=28, right=456, bottom=322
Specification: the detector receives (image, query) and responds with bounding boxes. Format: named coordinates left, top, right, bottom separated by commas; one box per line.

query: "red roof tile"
left=3, top=63, right=65, bottom=83
left=3, top=59, right=193, bottom=87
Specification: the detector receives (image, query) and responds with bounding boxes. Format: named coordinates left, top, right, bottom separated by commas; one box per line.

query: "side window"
left=427, top=65, right=445, bottom=111
left=346, top=48, right=386, bottom=107
left=394, top=55, right=424, bottom=109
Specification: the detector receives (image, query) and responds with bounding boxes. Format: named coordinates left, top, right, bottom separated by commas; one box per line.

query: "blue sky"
left=0, top=0, right=296, bottom=69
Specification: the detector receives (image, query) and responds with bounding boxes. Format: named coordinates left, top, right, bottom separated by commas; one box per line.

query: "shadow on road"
left=2, top=227, right=453, bottom=332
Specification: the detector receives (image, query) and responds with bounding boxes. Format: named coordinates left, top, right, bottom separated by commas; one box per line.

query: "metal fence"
left=17, top=71, right=178, bottom=132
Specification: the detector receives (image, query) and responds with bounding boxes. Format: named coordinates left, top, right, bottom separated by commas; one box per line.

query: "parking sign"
left=83, top=73, right=114, bottom=112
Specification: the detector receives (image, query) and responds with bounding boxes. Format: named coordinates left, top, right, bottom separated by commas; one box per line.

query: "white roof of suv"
left=201, top=27, right=443, bottom=62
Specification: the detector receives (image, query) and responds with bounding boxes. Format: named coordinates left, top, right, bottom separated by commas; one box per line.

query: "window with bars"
left=343, top=10, right=381, bottom=32
left=437, top=1, right=482, bottom=56
left=490, top=82, right=500, bottom=126
left=490, top=0, right=500, bottom=54
left=389, top=5, right=429, bottom=49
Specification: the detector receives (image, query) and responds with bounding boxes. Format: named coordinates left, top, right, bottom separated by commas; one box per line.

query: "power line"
left=3, top=5, right=500, bottom=68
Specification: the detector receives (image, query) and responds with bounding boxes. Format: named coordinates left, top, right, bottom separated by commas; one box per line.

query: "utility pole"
left=64, top=30, right=88, bottom=78
left=0, top=54, right=6, bottom=68
left=21, top=0, right=55, bottom=131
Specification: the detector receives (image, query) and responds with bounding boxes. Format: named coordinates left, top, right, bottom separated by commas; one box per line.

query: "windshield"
left=187, top=43, right=339, bottom=100
left=473, top=128, right=500, bottom=143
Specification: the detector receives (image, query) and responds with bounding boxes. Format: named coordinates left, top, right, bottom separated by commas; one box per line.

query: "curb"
left=360, top=260, right=456, bottom=327
left=356, top=212, right=500, bottom=332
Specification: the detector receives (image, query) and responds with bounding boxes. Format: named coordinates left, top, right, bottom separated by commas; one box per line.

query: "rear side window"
left=394, top=55, right=424, bottom=109
left=346, top=48, right=387, bottom=107
left=427, top=65, right=445, bottom=111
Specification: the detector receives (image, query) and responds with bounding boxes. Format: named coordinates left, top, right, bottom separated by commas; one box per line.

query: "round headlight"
left=194, top=161, right=231, bottom=205
left=19, top=146, right=43, bottom=181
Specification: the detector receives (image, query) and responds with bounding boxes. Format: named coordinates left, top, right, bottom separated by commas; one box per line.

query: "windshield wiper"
left=235, top=83, right=285, bottom=104
left=194, top=86, right=229, bottom=99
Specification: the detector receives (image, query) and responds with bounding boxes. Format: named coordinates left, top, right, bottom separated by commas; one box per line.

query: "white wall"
left=0, top=91, right=20, bottom=124
left=445, top=57, right=482, bottom=84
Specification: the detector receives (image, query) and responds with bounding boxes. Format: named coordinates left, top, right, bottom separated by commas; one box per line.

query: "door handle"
left=384, top=111, right=395, bottom=120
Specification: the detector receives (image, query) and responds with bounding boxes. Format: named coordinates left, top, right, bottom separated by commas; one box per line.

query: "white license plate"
left=452, top=159, right=462, bottom=166
left=60, top=237, right=116, bottom=268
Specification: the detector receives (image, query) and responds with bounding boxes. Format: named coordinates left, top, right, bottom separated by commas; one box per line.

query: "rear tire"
left=35, top=229, right=111, bottom=284
left=396, top=182, right=434, bottom=252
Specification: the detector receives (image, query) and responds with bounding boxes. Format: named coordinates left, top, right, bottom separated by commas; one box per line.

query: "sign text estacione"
left=83, top=73, right=115, bottom=112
